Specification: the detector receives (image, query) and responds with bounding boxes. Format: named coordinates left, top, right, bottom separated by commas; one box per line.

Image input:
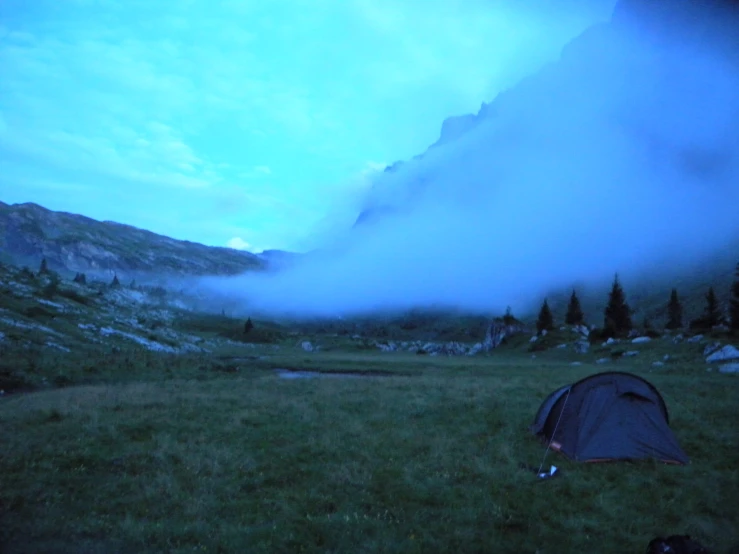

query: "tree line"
left=536, top=263, right=739, bottom=337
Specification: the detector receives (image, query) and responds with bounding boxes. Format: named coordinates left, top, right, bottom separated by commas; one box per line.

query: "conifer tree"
left=730, top=263, right=739, bottom=331
left=604, top=274, right=632, bottom=336
left=666, top=288, right=683, bottom=330
left=244, top=317, right=254, bottom=334
left=38, top=257, right=49, bottom=275
left=703, top=286, right=721, bottom=328
left=502, top=306, right=517, bottom=325
left=111, top=274, right=120, bottom=288
left=536, top=299, right=554, bottom=334
left=565, top=289, right=584, bottom=326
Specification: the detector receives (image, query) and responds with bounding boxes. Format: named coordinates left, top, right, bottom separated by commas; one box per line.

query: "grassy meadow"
left=1, top=341, right=738, bottom=554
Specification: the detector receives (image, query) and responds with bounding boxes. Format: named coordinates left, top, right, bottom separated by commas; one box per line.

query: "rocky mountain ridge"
left=0, top=201, right=265, bottom=279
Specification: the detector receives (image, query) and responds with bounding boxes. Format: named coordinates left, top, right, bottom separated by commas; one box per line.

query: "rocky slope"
left=0, top=202, right=264, bottom=279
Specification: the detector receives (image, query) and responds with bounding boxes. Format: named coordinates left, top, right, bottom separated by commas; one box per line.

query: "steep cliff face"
left=0, top=202, right=264, bottom=277
left=354, top=0, right=739, bottom=226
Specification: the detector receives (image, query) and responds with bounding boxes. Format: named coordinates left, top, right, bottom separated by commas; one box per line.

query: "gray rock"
left=706, top=345, right=739, bottom=363
left=624, top=351, right=639, bottom=357
left=529, top=335, right=538, bottom=343
left=596, top=357, right=610, bottom=364
left=719, top=363, right=739, bottom=374
left=663, top=354, right=670, bottom=361
left=631, top=336, right=651, bottom=344
left=652, top=361, right=664, bottom=367
left=482, top=320, right=527, bottom=351
left=467, top=343, right=483, bottom=356
left=672, top=334, right=684, bottom=344
left=605, top=337, right=618, bottom=345
left=573, top=340, right=589, bottom=354
left=687, top=334, right=704, bottom=343
left=301, top=341, right=314, bottom=352
left=556, top=344, right=567, bottom=349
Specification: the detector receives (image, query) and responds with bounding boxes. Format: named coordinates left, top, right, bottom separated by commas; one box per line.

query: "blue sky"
left=0, top=0, right=614, bottom=252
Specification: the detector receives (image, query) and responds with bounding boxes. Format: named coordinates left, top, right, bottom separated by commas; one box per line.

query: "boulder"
left=573, top=340, right=590, bottom=354
left=301, top=341, right=314, bottom=352
left=631, top=336, right=651, bottom=344
left=719, top=363, right=739, bottom=374
left=467, top=343, right=483, bottom=356
left=624, top=351, right=639, bottom=357
left=687, top=334, right=704, bottom=343
left=652, top=361, right=664, bottom=367
left=706, top=345, right=739, bottom=363
left=482, top=320, right=527, bottom=351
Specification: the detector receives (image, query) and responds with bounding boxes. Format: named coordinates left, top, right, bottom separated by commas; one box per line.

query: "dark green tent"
left=531, top=371, right=689, bottom=465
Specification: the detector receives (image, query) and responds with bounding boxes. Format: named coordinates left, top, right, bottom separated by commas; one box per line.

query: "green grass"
left=1, top=347, right=738, bottom=554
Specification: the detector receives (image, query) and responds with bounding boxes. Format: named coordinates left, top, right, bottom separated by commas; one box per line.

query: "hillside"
left=0, top=202, right=265, bottom=279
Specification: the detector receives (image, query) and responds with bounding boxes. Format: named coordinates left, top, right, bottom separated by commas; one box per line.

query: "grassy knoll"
left=1, top=347, right=737, bottom=553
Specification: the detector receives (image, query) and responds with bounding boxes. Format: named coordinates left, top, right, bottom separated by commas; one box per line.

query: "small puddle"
left=274, top=369, right=398, bottom=380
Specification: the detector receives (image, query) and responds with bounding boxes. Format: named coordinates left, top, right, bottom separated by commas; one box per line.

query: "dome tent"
left=531, top=371, right=689, bottom=464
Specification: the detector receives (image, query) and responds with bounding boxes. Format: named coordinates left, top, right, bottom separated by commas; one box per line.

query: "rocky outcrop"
left=482, top=320, right=528, bottom=351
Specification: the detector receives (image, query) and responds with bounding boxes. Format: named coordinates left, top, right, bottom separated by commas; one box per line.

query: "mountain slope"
left=0, top=202, right=264, bottom=277
left=356, top=0, right=739, bottom=225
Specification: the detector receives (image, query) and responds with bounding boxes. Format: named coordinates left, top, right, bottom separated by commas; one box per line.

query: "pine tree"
left=111, top=274, right=120, bottom=288
left=38, top=257, right=49, bottom=275
left=244, top=317, right=254, bottom=334
left=666, top=288, right=683, bottom=330
left=536, top=299, right=554, bottom=334
left=731, top=263, right=739, bottom=331
left=604, top=274, right=632, bottom=336
left=502, top=306, right=517, bottom=325
left=703, top=286, right=721, bottom=328
left=565, top=289, right=584, bottom=326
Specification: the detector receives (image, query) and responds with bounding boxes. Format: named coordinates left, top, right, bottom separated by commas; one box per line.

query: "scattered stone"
left=596, top=357, right=610, bottom=364
left=719, top=363, right=739, bottom=374
left=631, top=336, right=651, bottom=344
left=529, top=335, right=538, bottom=343
left=687, top=334, right=704, bottom=343
left=652, top=361, right=664, bottom=367
left=483, top=320, right=528, bottom=350
left=706, top=345, right=739, bottom=363
left=467, top=343, right=483, bottom=356
left=556, top=344, right=567, bottom=349
left=301, top=341, right=314, bottom=352
left=672, top=334, right=684, bottom=344
left=663, top=354, right=671, bottom=361
left=541, top=329, right=548, bottom=336
left=574, top=324, right=590, bottom=337
left=573, top=340, right=589, bottom=354
left=624, top=351, right=639, bottom=357
left=605, top=337, right=618, bottom=345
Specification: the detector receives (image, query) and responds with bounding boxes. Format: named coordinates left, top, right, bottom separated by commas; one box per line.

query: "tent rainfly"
left=531, top=371, right=689, bottom=465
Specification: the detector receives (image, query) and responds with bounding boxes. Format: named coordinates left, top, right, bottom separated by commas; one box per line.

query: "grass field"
left=1, top=344, right=738, bottom=554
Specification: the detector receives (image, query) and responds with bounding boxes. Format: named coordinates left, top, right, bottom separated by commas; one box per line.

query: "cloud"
left=0, top=0, right=616, bottom=253
left=226, top=237, right=252, bottom=251
left=202, top=20, right=739, bottom=319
